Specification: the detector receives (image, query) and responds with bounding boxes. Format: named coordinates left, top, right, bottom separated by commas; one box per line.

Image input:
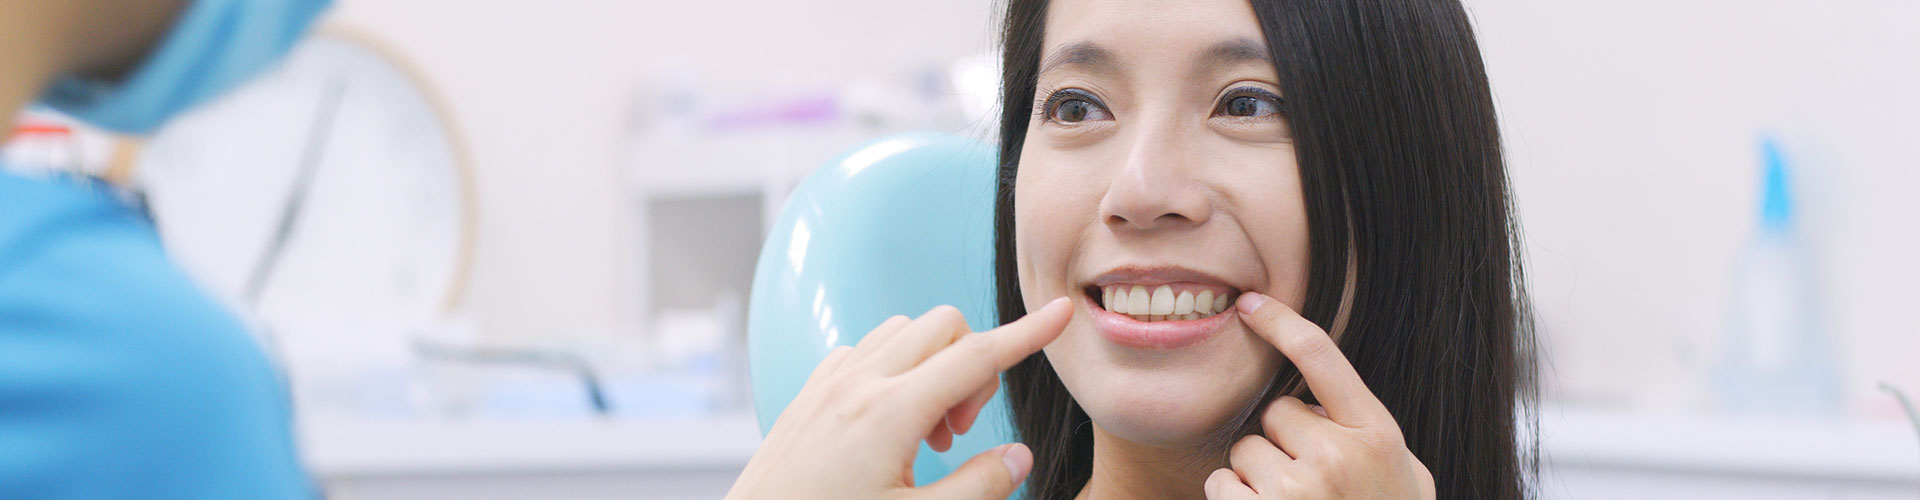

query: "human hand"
left=1205, top=292, right=1434, bottom=500
left=725, top=297, right=1074, bottom=500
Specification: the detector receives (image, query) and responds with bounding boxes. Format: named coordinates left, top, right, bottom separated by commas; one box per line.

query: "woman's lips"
left=1080, top=266, right=1246, bottom=349
left=1086, top=296, right=1236, bottom=350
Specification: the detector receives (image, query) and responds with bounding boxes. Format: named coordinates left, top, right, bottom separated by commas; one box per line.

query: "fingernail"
left=1001, top=443, right=1033, bottom=486
left=1310, top=405, right=1328, bottom=418
left=1236, top=292, right=1268, bottom=314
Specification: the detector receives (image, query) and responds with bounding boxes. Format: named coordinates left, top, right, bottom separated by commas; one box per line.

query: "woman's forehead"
left=1040, top=0, right=1271, bottom=78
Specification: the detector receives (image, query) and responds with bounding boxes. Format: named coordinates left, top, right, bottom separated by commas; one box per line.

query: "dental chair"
left=747, top=132, right=1016, bottom=488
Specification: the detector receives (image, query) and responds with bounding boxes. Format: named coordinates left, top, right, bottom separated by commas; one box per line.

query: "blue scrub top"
left=0, top=168, right=315, bottom=499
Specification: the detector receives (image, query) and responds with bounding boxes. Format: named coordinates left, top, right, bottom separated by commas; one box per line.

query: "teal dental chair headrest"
left=747, top=132, right=1016, bottom=488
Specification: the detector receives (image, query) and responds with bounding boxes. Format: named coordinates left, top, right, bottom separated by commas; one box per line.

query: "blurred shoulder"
left=0, top=170, right=314, bottom=498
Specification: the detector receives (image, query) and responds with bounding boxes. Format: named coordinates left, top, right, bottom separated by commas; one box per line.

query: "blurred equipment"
left=619, top=62, right=988, bottom=417
left=1, top=119, right=82, bottom=175
left=1883, top=383, right=1920, bottom=474
left=133, top=27, right=599, bottom=417
left=746, top=133, right=1007, bottom=491
left=1, top=112, right=140, bottom=182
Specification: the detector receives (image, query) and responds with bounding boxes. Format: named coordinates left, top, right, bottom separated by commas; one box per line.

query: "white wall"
left=318, top=0, right=1001, bottom=340
left=1468, top=0, right=1920, bottom=416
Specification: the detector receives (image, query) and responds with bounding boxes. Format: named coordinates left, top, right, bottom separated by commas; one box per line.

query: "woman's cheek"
left=1012, top=195, right=1064, bottom=303
left=1015, top=179, right=1100, bottom=300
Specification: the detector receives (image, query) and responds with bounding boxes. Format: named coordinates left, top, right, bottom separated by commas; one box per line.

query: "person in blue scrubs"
left=0, top=0, right=331, bottom=498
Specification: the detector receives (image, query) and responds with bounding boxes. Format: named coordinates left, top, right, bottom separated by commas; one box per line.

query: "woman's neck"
left=0, top=2, right=69, bottom=135
left=1073, top=424, right=1222, bottom=500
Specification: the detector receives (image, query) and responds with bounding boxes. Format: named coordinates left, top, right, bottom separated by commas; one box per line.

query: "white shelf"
left=297, top=407, right=1918, bottom=491
left=299, top=413, right=761, bottom=478
left=1540, top=406, right=1920, bottom=482
left=626, top=126, right=873, bottom=199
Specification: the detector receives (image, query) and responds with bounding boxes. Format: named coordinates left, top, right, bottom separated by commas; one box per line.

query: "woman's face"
left=1014, top=0, right=1310, bottom=448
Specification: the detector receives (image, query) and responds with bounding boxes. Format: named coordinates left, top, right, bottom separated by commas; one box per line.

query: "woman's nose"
left=1097, top=123, right=1212, bottom=233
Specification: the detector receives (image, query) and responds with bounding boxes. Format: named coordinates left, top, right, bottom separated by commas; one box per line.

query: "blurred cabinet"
left=303, top=415, right=758, bottom=500
left=300, top=408, right=1920, bottom=499
left=1540, top=408, right=1920, bottom=499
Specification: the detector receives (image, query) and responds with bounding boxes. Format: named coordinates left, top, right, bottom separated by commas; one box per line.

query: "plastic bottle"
left=1712, top=137, right=1843, bottom=416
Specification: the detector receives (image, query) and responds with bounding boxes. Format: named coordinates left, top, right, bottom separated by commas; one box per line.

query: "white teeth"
left=1149, top=286, right=1174, bottom=315
left=1098, top=284, right=1238, bottom=322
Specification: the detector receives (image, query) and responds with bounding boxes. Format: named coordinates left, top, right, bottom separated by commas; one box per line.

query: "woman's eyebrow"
left=1038, top=38, right=1269, bottom=80
left=1203, top=38, right=1271, bottom=68
left=1039, top=41, right=1118, bottom=76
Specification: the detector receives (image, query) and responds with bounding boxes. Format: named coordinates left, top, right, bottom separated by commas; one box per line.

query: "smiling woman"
left=992, top=0, right=1536, bottom=499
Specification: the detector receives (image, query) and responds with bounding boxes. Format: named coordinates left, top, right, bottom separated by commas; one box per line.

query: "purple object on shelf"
left=705, top=93, right=841, bottom=132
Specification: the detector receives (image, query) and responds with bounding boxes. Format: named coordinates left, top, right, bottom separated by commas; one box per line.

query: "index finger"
left=897, top=296, right=1073, bottom=417
left=1234, top=292, right=1392, bottom=428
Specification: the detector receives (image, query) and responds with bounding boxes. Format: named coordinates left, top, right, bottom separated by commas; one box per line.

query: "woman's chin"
left=1049, top=321, right=1281, bottom=449
left=1066, top=371, right=1264, bottom=449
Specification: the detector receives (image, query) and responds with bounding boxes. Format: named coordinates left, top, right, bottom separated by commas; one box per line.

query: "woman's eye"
left=1215, top=90, right=1283, bottom=118
left=1043, top=89, right=1110, bottom=123
left=1055, top=99, right=1096, bottom=122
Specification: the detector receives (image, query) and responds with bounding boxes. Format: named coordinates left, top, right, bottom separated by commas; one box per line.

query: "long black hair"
left=990, top=0, right=1539, bottom=498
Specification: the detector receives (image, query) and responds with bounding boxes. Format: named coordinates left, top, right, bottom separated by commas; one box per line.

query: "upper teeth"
left=1100, top=285, right=1233, bottom=322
